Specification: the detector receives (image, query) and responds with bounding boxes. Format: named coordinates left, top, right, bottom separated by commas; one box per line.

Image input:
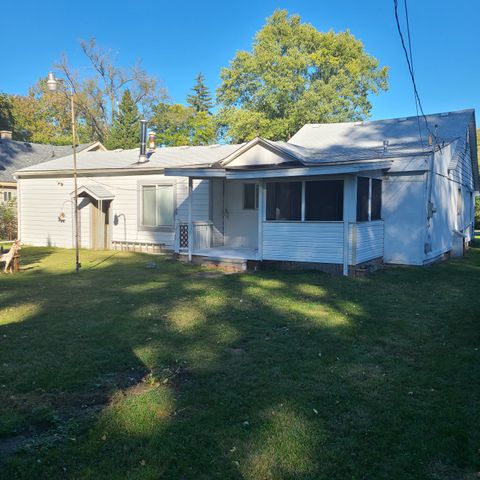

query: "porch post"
left=257, top=180, right=264, bottom=260
left=188, top=177, right=193, bottom=262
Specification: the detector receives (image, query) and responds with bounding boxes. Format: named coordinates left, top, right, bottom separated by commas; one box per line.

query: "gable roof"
left=15, top=109, right=478, bottom=189
left=0, top=140, right=105, bottom=182
left=16, top=143, right=244, bottom=175
left=289, top=109, right=477, bottom=168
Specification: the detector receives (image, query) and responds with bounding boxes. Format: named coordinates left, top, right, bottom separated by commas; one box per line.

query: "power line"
left=393, top=0, right=436, bottom=144
left=402, top=0, right=424, bottom=149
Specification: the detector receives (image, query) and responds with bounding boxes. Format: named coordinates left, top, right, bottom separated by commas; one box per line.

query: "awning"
left=164, top=160, right=393, bottom=179
left=73, top=185, right=115, bottom=200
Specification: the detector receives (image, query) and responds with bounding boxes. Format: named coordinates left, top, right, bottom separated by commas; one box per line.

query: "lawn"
left=0, top=244, right=479, bottom=479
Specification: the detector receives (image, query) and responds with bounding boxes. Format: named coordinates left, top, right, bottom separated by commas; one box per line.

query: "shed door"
left=90, top=199, right=111, bottom=250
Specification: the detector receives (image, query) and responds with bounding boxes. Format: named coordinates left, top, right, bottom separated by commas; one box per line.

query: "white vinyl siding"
left=18, top=174, right=211, bottom=250
left=263, top=222, right=344, bottom=264
left=349, top=221, right=384, bottom=264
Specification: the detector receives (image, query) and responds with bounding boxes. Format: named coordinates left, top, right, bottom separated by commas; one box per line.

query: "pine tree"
left=106, top=89, right=140, bottom=149
left=186, top=73, right=213, bottom=113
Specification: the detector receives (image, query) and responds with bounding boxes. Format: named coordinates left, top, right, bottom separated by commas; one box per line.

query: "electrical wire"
left=403, top=0, right=424, bottom=149
left=393, top=0, right=436, bottom=143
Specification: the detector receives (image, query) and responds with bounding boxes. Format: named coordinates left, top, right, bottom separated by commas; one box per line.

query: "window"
left=356, top=177, right=370, bottom=222
left=305, top=180, right=344, bottom=221
left=141, top=184, right=174, bottom=228
left=357, top=177, right=382, bottom=222
left=371, top=179, right=382, bottom=220
left=243, top=183, right=259, bottom=210
left=3, top=191, right=12, bottom=202
left=266, top=182, right=302, bottom=221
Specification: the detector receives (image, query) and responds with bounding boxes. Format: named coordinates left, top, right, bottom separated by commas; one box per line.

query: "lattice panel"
left=179, top=224, right=189, bottom=248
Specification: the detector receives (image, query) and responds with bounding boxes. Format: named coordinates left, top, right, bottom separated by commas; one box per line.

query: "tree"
left=187, top=73, right=213, bottom=113
left=105, top=89, right=140, bottom=149
left=54, top=38, right=167, bottom=142
left=150, top=103, right=217, bottom=147
left=217, top=9, right=389, bottom=142
left=0, top=93, right=14, bottom=131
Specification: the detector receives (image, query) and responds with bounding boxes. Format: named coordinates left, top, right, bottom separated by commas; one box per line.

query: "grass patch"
left=0, top=245, right=479, bottom=478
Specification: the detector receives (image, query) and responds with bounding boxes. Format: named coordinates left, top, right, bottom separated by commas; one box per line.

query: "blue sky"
left=0, top=0, right=478, bottom=122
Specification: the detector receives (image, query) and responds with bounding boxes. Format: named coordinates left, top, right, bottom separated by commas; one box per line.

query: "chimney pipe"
left=139, top=119, right=148, bottom=163
left=148, top=131, right=156, bottom=150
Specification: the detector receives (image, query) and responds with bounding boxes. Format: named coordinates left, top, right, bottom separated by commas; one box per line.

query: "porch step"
left=177, top=253, right=259, bottom=272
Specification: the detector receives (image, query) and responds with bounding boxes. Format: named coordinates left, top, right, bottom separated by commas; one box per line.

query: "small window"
left=243, top=183, right=258, bottom=210
left=3, top=191, right=12, bottom=202
left=371, top=179, right=382, bottom=220
left=141, top=184, right=174, bottom=228
left=356, top=177, right=370, bottom=222
left=266, top=182, right=302, bottom=221
left=305, top=180, right=344, bottom=221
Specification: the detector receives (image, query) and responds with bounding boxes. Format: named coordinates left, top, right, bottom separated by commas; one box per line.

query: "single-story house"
left=0, top=129, right=105, bottom=204
left=15, top=109, right=478, bottom=275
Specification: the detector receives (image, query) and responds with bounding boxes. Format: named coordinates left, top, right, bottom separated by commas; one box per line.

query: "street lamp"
left=46, top=72, right=81, bottom=273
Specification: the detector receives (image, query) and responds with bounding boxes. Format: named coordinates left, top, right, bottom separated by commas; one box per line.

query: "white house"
left=15, top=109, right=478, bottom=275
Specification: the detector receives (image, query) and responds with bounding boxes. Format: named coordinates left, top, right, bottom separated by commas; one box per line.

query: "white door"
left=224, top=181, right=258, bottom=249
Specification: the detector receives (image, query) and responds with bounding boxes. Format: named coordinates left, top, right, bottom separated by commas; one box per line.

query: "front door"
left=223, top=181, right=258, bottom=249
left=90, top=199, right=111, bottom=250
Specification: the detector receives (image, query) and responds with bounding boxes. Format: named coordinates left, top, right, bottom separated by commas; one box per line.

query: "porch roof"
left=164, top=159, right=394, bottom=179
left=73, top=184, right=115, bottom=200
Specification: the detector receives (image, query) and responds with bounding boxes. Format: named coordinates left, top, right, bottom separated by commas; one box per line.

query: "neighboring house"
left=15, top=109, right=478, bottom=275
left=0, top=130, right=105, bottom=204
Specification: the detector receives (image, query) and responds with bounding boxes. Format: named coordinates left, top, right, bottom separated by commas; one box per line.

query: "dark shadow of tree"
left=0, top=246, right=479, bottom=479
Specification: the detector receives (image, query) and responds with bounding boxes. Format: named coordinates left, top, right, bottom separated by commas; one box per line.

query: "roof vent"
left=383, top=139, right=389, bottom=153
left=440, top=112, right=450, bottom=117
left=398, top=117, right=408, bottom=122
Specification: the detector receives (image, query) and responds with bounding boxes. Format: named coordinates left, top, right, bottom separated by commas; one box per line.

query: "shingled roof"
left=0, top=140, right=101, bottom=183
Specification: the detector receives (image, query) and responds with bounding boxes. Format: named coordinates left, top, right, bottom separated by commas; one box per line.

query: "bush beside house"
left=0, top=200, right=17, bottom=240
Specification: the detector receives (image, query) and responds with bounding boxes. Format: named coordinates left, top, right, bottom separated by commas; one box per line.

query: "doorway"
left=90, top=199, right=112, bottom=249
left=223, top=181, right=259, bottom=249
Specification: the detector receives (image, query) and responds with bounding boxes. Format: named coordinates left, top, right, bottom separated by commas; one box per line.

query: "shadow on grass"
left=0, top=246, right=479, bottom=479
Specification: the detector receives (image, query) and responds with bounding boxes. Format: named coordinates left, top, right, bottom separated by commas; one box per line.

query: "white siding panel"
left=349, top=221, right=384, bottom=264
left=19, top=173, right=211, bottom=250
left=263, top=222, right=344, bottom=264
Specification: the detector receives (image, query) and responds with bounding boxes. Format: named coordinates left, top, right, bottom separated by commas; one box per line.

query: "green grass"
left=0, top=244, right=479, bottom=479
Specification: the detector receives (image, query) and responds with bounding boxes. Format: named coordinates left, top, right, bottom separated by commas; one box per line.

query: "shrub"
left=0, top=199, right=17, bottom=240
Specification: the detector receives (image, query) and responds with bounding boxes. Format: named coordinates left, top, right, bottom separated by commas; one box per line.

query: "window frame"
left=243, top=183, right=259, bottom=210
left=138, top=182, right=176, bottom=231
left=356, top=176, right=382, bottom=222
left=265, top=179, right=345, bottom=223
left=266, top=181, right=303, bottom=221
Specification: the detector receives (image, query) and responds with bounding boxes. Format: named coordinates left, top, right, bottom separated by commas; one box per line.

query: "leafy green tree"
left=105, top=89, right=140, bottom=149
left=187, top=73, right=213, bottom=113
left=217, top=9, right=389, bottom=142
left=150, top=103, right=216, bottom=147
left=0, top=199, right=17, bottom=240
left=0, top=93, right=14, bottom=131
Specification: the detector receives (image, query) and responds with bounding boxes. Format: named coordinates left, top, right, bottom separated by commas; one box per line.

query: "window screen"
left=243, top=183, right=258, bottom=210
left=142, top=186, right=157, bottom=226
left=305, top=180, right=344, bottom=221
left=371, top=179, right=382, bottom=220
left=266, top=182, right=302, bottom=221
left=356, top=177, right=370, bottom=222
left=141, top=185, right=174, bottom=227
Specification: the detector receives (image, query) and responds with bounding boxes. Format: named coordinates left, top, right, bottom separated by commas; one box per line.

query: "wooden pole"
left=70, top=90, right=80, bottom=273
